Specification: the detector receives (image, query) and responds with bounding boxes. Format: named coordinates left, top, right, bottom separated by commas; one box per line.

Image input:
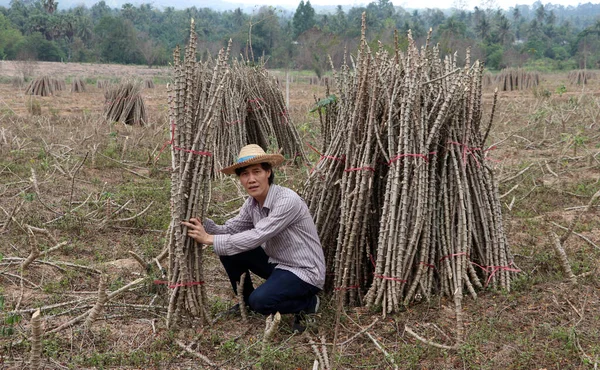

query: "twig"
left=545, top=161, right=558, bottom=177
left=30, top=309, right=42, bottom=370
left=551, top=221, right=600, bottom=251
left=39, top=241, right=68, bottom=257
left=10, top=298, right=91, bottom=315
left=113, top=201, right=154, bottom=222
left=84, top=274, right=108, bottom=329
left=559, top=188, right=600, bottom=244
left=21, top=227, right=40, bottom=270
left=0, top=272, right=41, bottom=289
left=237, top=272, right=248, bottom=322
left=68, top=152, right=88, bottom=212
left=97, top=153, right=151, bottom=179
left=262, top=312, right=281, bottom=353
left=175, top=339, right=218, bottom=368
left=47, top=278, right=146, bottom=333
left=550, top=232, right=577, bottom=284
left=404, top=325, right=458, bottom=350
left=499, top=184, right=519, bottom=199
left=106, top=277, right=146, bottom=300
left=128, top=250, right=151, bottom=272
left=565, top=298, right=582, bottom=318
left=364, top=331, right=399, bottom=369
left=338, top=317, right=379, bottom=346
left=1, top=199, right=24, bottom=233
left=500, top=163, right=533, bottom=184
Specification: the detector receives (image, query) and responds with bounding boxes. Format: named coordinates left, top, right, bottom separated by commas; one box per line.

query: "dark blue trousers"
left=219, top=247, right=320, bottom=315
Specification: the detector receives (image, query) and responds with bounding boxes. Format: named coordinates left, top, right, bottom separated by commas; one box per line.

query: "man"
left=182, top=144, right=325, bottom=332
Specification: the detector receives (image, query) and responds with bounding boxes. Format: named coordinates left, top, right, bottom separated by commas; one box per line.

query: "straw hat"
left=221, top=144, right=284, bottom=175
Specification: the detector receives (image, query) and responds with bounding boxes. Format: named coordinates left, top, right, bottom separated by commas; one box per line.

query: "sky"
left=222, top=0, right=591, bottom=10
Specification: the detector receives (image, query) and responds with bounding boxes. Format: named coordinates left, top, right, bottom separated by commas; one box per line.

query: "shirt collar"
left=258, top=184, right=278, bottom=212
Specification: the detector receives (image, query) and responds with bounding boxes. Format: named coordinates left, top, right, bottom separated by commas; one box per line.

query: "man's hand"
left=181, top=218, right=214, bottom=245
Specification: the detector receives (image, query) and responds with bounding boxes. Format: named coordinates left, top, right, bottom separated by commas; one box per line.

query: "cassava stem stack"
left=165, top=19, right=230, bottom=328
left=104, top=81, right=147, bottom=125
left=212, top=59, right=307, bottom=174
left=304, top=14, right=516, bottom=326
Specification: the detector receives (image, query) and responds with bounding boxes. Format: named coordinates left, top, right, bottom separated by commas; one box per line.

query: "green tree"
left=0, top=12, right=24, bottom=59
left=293, top=0, right=315, bottom=38
left=330, top=5, right=348, bottom=35
left=16, top=31, right=64, bottom=61
left=495, top=13, right=513, bottom=45
left=90, top=1, right=112, bottom=24
left=94, top=16, right=140, bottom=64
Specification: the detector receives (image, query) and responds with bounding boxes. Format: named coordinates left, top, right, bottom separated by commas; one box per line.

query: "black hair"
left=235, top=162, right=275, bottom=185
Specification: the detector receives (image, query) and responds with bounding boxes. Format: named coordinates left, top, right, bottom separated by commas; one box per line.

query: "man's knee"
left=248, top=289, right=272, bottom=315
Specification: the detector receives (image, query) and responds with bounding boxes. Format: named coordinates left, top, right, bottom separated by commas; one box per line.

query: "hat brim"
left=221, top=154, right=285, bottom=175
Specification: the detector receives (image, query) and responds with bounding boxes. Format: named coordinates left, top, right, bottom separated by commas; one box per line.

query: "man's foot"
left=214, top=303, right=240, bottom=319
left=307, top=295, right=320, bottom=314
left=292, top=296, right=320, bottom=333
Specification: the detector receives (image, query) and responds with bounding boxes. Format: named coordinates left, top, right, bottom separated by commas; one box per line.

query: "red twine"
left=387, top=152, right=437, bottom=165
left=306, top=142, right=345, bottom=174
left=470, top=261, right=521, bottom=287
left=447, top=142, right=498, bottom=167
left=369, top=254, right=407, bottom=283
left=154, top=120, right=212, bottom=162
left=419, top=261, right=436, bottom=269
left=439, top=252, right=467, bottom=262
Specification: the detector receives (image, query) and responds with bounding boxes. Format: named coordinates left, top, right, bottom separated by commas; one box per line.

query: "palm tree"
left=496, top=14, right=513, bottom=45
left=476, top=13, right=490, bottom=42
left=535, top=5, right=545, bottom=24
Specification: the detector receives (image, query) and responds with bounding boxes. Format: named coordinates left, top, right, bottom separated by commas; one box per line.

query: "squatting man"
left=182, top=144, right=326, bottom=332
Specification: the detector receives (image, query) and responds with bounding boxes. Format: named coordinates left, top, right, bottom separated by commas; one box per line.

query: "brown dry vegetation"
left=0, top=62, right=599, bottom=370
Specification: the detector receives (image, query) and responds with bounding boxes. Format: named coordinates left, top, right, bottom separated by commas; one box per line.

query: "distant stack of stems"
left=494, top=68, right=539, bottom=91
left=304, top=14, right=515, bottom=319
left=214, top=59, right=307, bottom=173
left=568, top=70, right=595, bottom=85
left=71, top=78, right=86, bottom=93
left=165, top=20, right=230, bottom=328
left=103, top=81, right=147, bottom=125
left=25, top=76, right=55, bottom=96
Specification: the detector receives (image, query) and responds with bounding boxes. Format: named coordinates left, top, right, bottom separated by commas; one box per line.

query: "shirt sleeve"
left=203, top=199, right=254, bottom=235
left=213, top=194, right=303, bottom=256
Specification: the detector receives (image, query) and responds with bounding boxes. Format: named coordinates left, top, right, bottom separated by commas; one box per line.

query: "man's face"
left=239, top=164, right=271, bottom=203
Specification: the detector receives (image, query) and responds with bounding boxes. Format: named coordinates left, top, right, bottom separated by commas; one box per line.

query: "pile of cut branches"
left=52, top=78, right=66, bottom=92
left=144, top=79, right=155, bottom=89
left=25, top=76, right=55, bottom=96
left=213, top=59, right=307, bottom=173
left=304, top=15, right=515, bottom=341
left=495, top=68, right=539, bottom=91
left=103, top=81, right=147, bottom=125
left=71, top=78, right=86, bottom=93
left=568, top=70, right=595, bottom=85
left=164, top=20, right=230, bottom=328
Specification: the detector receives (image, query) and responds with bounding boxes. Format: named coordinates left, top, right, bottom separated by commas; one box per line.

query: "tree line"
left=1, top=0, right=600, bottom=73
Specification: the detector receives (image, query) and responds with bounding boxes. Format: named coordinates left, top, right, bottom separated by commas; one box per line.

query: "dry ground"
left=0, top=61, right=599, bottom=369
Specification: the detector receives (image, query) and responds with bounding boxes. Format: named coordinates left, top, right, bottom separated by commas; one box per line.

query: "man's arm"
left=182, top=218, right=214, bottom=245
left=204, top=199, right=254, bottom=235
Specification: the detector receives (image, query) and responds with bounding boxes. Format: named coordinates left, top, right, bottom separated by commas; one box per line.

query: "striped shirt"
left=204, top=184, right=326, bottom=289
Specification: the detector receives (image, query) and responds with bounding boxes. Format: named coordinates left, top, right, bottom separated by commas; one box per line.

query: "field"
left=1, top=60, right=599, bottom=369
